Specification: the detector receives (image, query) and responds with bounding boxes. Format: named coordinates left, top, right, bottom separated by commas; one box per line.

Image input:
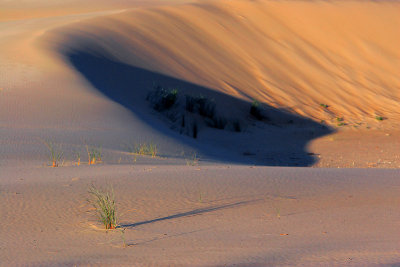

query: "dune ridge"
left=46, top=0, right=400, bottom=128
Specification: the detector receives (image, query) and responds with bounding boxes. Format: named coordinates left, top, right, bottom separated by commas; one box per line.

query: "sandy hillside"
left=46, top=0, right=400, bottom=127
left=1, top=0, right=400, bottom=266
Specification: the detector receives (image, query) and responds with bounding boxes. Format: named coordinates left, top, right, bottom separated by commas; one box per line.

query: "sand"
left=1, top=0, right=400, bottom=265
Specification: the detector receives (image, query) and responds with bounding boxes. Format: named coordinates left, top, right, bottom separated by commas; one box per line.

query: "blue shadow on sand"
left=65, top=50, right=333, bottom=166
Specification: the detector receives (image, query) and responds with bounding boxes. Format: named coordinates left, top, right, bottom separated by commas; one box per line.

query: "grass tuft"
left=375, top=116, right=384, bottom=121
left=86, top=145, right=102, bottom=165
left=43, top=140, right=63, bottom=167
left=88, top=184, right=117, bottom=230
left=135, top=142, right=157, bottom=157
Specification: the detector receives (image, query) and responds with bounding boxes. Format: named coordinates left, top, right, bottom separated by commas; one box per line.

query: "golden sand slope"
left=50, top=0, right=400, bottom=128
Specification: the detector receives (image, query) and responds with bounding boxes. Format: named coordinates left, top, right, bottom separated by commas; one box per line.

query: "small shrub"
left=88, top=184, right=117, bottom=230
left=250, top=100, right=263, bottom=120
left=375, top=116, right=384, bottom=121
left=148, top=85, right=178, bottom=111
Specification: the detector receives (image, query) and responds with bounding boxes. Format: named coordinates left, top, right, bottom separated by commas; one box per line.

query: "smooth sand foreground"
left=1, top=163, right=399, bottom=266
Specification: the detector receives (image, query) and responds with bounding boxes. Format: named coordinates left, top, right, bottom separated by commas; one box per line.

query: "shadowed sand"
left=66, top=51, right=332, bottom=166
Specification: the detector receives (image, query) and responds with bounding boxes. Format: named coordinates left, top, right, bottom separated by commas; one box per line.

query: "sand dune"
left=46, top=0, right=400, bottom=127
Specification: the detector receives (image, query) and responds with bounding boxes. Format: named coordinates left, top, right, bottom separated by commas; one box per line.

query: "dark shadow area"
left=119, top=199, right=261, bottom=229
left=66, top=49, right=333, bottom=166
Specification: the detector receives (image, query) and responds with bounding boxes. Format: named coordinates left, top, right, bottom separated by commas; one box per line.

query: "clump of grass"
left=375, top=116, right=384, bottom=121
left=86, top=145, right=102, bottom=165
left=43, top=140, right=63, bottom=167
left=250, top=100, right=263, bottom=120
left=337, top=122, right=346, bottom=126
left=147, top=85, right=178, bottom=111
left=135, top=142, right=157, bottom=157
left=88, top=184, right=117, bottom=230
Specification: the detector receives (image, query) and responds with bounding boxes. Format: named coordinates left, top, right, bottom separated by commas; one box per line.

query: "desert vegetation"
left=43, top=140, right=64, bottom=167
left=88, top=184, right=118, bottom=230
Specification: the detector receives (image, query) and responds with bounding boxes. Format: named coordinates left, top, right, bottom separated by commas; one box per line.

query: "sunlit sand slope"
left=49, top=0, right=400, bottom=128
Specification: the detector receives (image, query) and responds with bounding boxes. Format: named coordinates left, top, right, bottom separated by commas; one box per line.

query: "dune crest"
left=47, top=0, right=400, bottom=128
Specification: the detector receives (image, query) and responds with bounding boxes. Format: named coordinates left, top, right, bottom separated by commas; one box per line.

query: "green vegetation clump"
left=148, top=85, right=178, bottom=111
left=135, top=142, right=157, bottom=157
left=375, top=116, right=384, bottom=121
left=43, top=140, right=63, bottom=167
left=86, top=145, right=102, bottom=165
left=88, top=185, right=117, bottom=230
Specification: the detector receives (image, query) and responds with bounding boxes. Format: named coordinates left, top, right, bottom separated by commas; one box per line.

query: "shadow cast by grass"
left=66, top=50, right=333, bottom=166
left=127, top=227, right=211, bottom=246
left=119, top=199, right=261, bottom=229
